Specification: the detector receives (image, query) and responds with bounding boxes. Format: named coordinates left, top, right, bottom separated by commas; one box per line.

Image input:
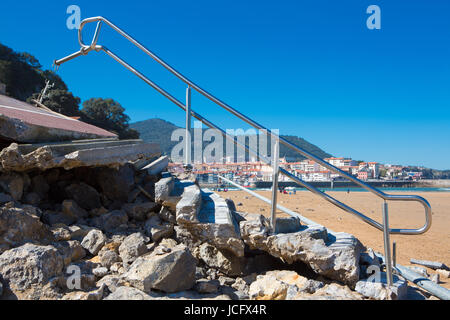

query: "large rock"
left=176, top=185, right=244, bottom=258
left=249, top=274, right=290, bottom=300
left=62, top=200, right=88, bottom=221
left=81, top=229, right=107, bottom=255
left=240, top=214, right=362, bottom=287
left=96, top=164, right=135, bottom=202
left=65, top=183, right=101, bottom=210
left=175, top=183, right=202, bottom=225
left=98, top=247, right=121, bottom=269
left=155, top=174, right=174, bottom=203
left=144, top=215, right=174, bottom=242
left=123, top=202, right=158, bottom=222
left=186, top=223, right=244, bottom=258
left=0, top=172, right=24, bottom=200
left=0, top=243, right=64, bottom=295
left=91, top=210, right=128, bottom=232
left=119, top=232, right=149, bottom=267
left=195, top=242, right=244, bottom=276
left=122, top=244, right=196, bottom=293
left=105, top=286, right=155, bottom=300
left=54, top=240, right=86, bottom=266
left=0, top=205, right=54, bottom=251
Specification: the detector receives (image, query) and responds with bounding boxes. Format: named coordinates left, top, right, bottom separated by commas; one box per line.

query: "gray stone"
left=68, top=224, right=95, bottom=241
left=122, top=244, right=196, bottom=293
left=99, top=249, right=121, bottom=269
left=175, top=183, right=202, bottom=224
left=104, top=286, right=155, bottom=300
left=159, top=206, right=176, bottom=223
left=195, top=279, right=220, bottom=293
left=65, top=183, right=101, bottom=210
left=144, top=215, right=174, bottom=242
left=178, top=188, right=245, bottom=258
left=155, top=174, right=174, bottom=203
left=96, top=274, right=123, bottom=293
left=0, top=205, right=54, bottom=249
left=274, top=217, right=302, bottom=234
left=0, top=173, right=24, bottom=200
left=119, top=232, right=149, bottom=266
left=196, top=242, right=244, bottom=277
left=61, top=199, right=88, bottom=222
left=92, top=210, right=128, bottom=232
left=0, top=243, right=64, bottom=293
left=298, top=279, right=325, bottom=294
left=54, top=240, right=86, bottom=266
left=49, top=200, right=88, bottom=225
left=123, top=202, right=158, bottom=221
left=81, top=229, right=107, bottom=255
left=240, top=214, right=362, bottom=287
left=93, top=266, right=109, bottom=278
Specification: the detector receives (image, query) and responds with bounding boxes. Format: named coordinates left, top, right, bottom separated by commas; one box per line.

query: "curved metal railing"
left=54, top=16, right=432, bottom=235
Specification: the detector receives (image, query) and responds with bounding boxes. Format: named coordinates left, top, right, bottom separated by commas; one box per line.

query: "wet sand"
left=218, top=190, right=450, bottom=289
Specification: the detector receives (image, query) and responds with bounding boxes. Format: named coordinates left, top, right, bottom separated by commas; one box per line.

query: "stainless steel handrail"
left=54, top=16, right=432, bottom=235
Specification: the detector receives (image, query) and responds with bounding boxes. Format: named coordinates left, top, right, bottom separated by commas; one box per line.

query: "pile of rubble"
left=0, top=137, right=424, bottom=300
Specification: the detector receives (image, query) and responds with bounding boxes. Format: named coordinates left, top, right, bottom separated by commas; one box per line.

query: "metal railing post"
left=393, top=241, right=397, bottom=269
left=270, top=140, right=279, bottom=232
left=382, top=202, right=393, bottom=286
left=185, top=86, right=191, bottom=167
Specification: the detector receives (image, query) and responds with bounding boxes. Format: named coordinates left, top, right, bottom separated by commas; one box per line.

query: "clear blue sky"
left=1, top=1, right=449, bottom=169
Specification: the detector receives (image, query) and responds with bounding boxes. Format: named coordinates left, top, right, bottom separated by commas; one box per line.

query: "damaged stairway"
left=50, top=16, right=448, bottom=300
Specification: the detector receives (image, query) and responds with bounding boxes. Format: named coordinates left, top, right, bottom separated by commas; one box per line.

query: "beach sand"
left=218, top=190, right=450, bottom=289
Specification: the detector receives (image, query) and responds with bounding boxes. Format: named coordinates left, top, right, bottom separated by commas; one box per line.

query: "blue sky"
left=1, top=1, right=449, bottom=169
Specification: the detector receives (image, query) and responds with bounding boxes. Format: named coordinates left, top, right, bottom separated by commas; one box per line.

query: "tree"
left=28, top=89, right=81, bottom=116
left=81, top=98, right=139, bottom=139
left=0, top=43, right=44, bottom=101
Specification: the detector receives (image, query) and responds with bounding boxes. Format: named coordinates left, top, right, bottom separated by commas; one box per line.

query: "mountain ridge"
left=130, top=118, right=332, bottom=161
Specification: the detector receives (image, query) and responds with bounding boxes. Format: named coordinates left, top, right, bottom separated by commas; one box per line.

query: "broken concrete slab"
left=0, top=140, right=160, bottom=172
left=141, top=155, right=169, bottom=176
left=176, top=186, right=245, bottom=257
left=239, top=213, right=362, bottom=287
left=0, top=94, right=117, bottom=143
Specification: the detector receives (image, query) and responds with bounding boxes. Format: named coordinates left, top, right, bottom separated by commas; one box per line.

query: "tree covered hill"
left=130, top=118, right=332, bottom=161
left=0, top=42, right=138, bottom=139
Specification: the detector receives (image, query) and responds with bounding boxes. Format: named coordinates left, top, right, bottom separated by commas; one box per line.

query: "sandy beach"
left=218, top=190, right=450, bottom=289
